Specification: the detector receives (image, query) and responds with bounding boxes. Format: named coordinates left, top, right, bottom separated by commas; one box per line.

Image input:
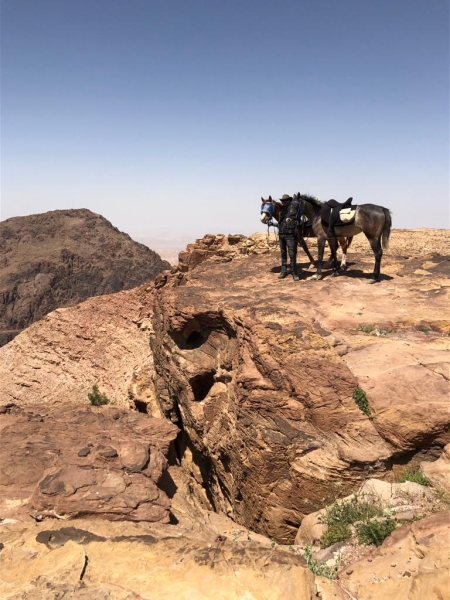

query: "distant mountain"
left=0, top=208, right=170, bottom=346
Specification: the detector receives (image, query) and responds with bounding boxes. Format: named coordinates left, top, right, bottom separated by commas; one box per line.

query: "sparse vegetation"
left=356, top=516, right=397, bottom=547
left=353, top=386, right=371, bottom=417
left=303, top=544, right=341, bottom=579
left=320, top=521, right=351, bottom=548
left=431, top=486, right=450, bottom=512
left=398, top=467, right=429, bottom=486
left=317, top=487, right=405, bottom=549
left=319, top=494, right=383, bottom=548
left=88, top=384, right=110, bottom=406
left=358, top=324, right=374, bottom=334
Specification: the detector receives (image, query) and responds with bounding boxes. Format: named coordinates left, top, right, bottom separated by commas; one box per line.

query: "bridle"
left=260, top=200, right=278, bottom=245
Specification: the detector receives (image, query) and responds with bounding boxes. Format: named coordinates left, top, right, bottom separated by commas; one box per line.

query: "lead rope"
left=266, top=221, right=278, bottom=247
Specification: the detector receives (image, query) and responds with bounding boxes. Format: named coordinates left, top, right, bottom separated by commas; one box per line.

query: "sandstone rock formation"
left=0, top=228, right=449, bottom=599
left=0, top=286, right=156, bottom=408
left=0, top=404, right=178, bottom=523
left=147, top=230, right=449, bottom=542
left=0, top=516, right=316, bottom=600
left=0, top=208, right=170, bottom=346
left=421, top=442, right=450, bottom=489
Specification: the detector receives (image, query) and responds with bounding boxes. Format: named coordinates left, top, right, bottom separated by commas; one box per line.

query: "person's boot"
left=293, top=271, right=300, bottom=281
left=278, top=267, right=287, bottom=279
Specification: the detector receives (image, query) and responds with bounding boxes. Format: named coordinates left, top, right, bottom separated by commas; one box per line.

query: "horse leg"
left=311, top=237, right=326, bottom=280
left=366, top=235, right=383, bottom=283
left=329, top=237, right=340, bottom=276
left=338, top=237, right=347, bottom=269
left=298, top=236, right=315, bottom=267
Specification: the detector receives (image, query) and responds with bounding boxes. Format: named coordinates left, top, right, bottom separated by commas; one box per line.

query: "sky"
left=1, top=0, right=449, bottom=253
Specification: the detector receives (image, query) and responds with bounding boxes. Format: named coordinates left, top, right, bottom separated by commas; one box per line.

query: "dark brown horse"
left=260, top=196, right=353, bottom=269
left=294, top=193, right=392, bottom=283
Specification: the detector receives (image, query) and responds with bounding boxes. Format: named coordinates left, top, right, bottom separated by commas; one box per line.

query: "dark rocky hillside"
left=0, top=208, right=170, bottom=346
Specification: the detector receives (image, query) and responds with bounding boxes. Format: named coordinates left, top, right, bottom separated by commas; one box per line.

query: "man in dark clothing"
left=277, top=194, right=302, bottom=281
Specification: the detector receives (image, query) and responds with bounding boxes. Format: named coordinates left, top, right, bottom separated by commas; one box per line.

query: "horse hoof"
left=369, top=278, right=378, bottom=284
left=331, top=271, right=339, bottom=277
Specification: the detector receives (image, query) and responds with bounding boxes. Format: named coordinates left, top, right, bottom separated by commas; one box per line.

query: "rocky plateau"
left=0, top=227, right=449, bottom=599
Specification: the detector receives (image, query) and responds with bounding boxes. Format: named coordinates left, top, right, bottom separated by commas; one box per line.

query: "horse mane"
left=294, top=192, right=323, bottom=208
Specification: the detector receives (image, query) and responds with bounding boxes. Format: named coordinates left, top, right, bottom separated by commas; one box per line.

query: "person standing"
left=278, top=194, right=302, bottom=281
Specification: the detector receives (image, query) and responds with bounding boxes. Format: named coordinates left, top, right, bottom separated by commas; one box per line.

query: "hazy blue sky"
left=1, top=0, right=449, bottom=248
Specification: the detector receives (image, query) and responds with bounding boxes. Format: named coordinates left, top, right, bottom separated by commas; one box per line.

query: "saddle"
left=321, top=197, right=356, bottom=235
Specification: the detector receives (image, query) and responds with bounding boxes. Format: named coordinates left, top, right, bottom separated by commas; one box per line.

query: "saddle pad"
left=339, top=208, right=356, bottom=222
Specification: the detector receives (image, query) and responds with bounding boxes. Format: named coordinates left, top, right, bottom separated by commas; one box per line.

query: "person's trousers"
left=279, top=234, right=298, bottom=273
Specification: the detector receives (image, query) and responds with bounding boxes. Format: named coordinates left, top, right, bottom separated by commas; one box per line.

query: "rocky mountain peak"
left=0, top=208, right=171, bottom=345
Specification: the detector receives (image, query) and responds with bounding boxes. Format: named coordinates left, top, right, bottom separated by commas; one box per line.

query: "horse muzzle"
left=260, top=212, right=270, bottom=224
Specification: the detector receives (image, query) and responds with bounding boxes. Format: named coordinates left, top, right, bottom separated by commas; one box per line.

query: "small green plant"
left=270, top=537, right=276, bottom=548
left=303, top=544, right=341, bottom=579
left=398, top=467, right=429, bottom=486
left=418, top=326, right=430, bottom=335
left=319, top=494, right=383, bottom=548
left=356, top=517, right=397, bottom=546
left=319, top=494, right=383, bottom=527
left=320, top=522, right=351, bottom=548
left=353, top=386, right=371, bottom=417
left=88, top=384, right=110, bottom=406
left=358, top=324, right=374, bottom=334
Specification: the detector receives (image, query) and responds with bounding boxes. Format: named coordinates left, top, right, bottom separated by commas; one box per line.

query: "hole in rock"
left=186, top=331, right=205, bottom=349
left=134, top=400, right=148, bottom=414
left=190, top=371, right=215, bottom=401
left=169, top=512, right=179, bottom=525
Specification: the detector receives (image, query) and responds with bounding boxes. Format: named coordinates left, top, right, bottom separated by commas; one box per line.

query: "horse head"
left=260, top=196, right=275, bottom=224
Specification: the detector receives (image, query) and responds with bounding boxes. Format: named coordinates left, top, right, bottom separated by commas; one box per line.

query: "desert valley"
left=0, top=210, right=449, bottom=600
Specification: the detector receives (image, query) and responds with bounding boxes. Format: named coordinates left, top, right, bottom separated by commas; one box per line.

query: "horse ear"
left=269, top=195, right=272, bottom=201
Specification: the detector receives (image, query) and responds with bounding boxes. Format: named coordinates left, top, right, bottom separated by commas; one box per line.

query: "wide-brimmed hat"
left=280, top=194, right=292, bottom=201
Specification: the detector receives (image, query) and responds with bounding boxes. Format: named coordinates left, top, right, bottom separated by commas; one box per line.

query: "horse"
left=294, top=193, right=392, bottom=283
left=260, top=196, right=353, bottom=270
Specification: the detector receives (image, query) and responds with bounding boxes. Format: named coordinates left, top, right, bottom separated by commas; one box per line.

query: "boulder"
left=421, top=443, right=450, bottom=490
left=0, top=405, right=179, bottom=523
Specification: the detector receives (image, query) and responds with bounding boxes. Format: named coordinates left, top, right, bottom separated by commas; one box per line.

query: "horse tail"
left=381, top=208, right=392, bottom=250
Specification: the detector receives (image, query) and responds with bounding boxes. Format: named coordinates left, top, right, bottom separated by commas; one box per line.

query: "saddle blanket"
left=339, top=207, right=357, bottom=222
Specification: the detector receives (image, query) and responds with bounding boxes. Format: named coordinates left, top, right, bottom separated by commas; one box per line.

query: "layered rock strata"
left=0, top=404, right=178, bottom=522
left=0, top=229, right=449, bottom=545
